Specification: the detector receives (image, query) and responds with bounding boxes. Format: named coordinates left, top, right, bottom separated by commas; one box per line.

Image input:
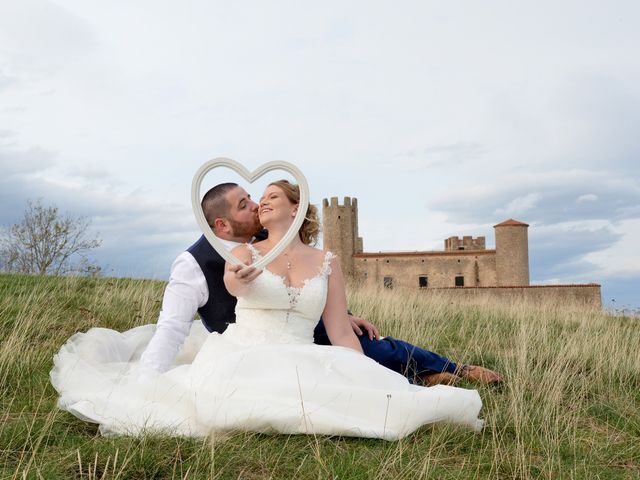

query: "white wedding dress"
left=51, top=250, right=483, bottom=440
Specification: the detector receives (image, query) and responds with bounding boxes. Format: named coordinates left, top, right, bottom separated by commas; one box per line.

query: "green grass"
left=1, top=273, right=639, bottom=479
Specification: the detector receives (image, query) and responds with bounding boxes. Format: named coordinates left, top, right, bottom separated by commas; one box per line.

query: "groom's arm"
left=348, top=313, right=380, bottom=340
left=139, top=252, right=208, bottom=376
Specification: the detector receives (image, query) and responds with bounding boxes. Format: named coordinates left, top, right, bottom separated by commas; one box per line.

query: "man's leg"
left=359, top=335, right=458, bottom=382
left=313, top=320, right=502, bottom=384
left=313, top=320, right=457, bottom=383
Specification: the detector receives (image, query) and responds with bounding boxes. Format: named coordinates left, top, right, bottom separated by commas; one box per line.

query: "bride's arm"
left=322, top=255, right=364, bottom=354
left=224, top=245, right=262, bottom=297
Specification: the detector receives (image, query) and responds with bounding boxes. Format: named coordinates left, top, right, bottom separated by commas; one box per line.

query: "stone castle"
left=322, top=197, right=601, bottom=309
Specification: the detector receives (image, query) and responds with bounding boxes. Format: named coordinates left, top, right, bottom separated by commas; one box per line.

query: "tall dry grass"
left=1, top=273, right=638, bottom=479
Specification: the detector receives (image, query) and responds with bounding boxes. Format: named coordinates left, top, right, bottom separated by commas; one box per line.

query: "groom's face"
left=224, top=186, right=262, bottom=239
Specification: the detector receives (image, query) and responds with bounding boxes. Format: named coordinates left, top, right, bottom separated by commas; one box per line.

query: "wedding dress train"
left=51, top=250, right=483, bottom=440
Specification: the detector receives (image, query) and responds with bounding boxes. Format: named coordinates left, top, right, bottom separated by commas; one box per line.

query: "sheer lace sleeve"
left=245, top=243, right=261, bottom=263
left=320, top=251, right=337, bottom=277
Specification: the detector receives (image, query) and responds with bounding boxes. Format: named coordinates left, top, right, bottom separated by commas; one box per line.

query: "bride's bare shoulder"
left=229, top=244, right=253, bottom=264
left=250, top=240, right=268, bottom=255
left=300, top=246, right=335, bottom=263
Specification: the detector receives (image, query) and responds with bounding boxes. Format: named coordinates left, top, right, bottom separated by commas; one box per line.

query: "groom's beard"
left=229, top=216, right=262, bottom=239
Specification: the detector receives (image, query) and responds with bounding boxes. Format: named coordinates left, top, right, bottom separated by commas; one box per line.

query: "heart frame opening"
left=191, top=158, right=310, bottom=270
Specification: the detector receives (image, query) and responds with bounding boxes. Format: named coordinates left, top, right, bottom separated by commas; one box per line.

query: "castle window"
left=385, top=260, right=390, bottom=263
left=383, top=276, right=393, bottom=289
left=455, top=276, right=464, bottom=287
left=458, top=247, right=465, bottom=250
left=419, top=276, right=428, bottom=288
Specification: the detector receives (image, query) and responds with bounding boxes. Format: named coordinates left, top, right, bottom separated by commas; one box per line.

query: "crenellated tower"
left=444, top=236, right=486, bottom=251
left=322, top=197, right=363, bottom=277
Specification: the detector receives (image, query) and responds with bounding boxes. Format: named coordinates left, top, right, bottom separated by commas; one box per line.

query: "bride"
left=50, top=180, right=483, bottom=440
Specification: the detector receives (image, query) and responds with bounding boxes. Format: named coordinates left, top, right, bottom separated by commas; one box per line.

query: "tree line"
left=0, top=200, right=102, bottom=276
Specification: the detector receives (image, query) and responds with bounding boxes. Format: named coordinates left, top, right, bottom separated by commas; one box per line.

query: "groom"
left=139, top=183, right=502, bottom=385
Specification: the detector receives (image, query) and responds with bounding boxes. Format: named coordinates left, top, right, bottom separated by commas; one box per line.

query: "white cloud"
left=0, top=0, right=96, bottom=75
left=582, top=218, right=640, bottom=278
left=0, top=145, right=56, bottom=176
left=430, top=169, right=640, bottom=225
left=495, top=193, right=542, bottom=217
left=577, top=194, right=598, bottom=203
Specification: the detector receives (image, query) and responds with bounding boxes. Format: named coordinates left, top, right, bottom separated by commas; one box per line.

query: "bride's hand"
left=224, top=245, right=262, bottom=296
left=228, top=264, right=262, bottom=284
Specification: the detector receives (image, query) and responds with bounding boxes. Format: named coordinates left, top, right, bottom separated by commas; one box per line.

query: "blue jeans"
left=313, top=320, right=457, bottom=382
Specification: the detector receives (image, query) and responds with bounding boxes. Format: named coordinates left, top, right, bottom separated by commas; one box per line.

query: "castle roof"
left=493, top=219, right=529, bottom=227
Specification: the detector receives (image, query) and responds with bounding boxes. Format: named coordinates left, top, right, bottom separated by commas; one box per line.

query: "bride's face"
left=259, top=185, right=297, bottom=227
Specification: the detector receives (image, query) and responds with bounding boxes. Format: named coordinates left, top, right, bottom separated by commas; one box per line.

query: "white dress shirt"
left=138, top=237, right=241, bottom=375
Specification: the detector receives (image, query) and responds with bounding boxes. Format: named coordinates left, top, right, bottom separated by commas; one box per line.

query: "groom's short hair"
left=201, top=182, right=238, bottom=228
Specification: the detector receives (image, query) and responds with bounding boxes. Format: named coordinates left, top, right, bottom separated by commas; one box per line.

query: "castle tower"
left=322, top=197, right=363, bottom=277
left=494, top=219, right=529, bottom=286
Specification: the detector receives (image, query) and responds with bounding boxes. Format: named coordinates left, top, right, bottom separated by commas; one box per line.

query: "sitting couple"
left=51, top=180, right=501, bottom=440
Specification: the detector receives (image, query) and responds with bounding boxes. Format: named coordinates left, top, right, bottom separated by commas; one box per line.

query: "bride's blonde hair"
left=268, top=179, right=320, bottom=246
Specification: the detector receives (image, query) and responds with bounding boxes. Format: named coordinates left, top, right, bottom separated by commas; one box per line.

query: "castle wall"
left=353, top=251, right=498, bottom=289
left=321, top=196, right=599, bottom=310
left=420, top=284, right=602, bottom=310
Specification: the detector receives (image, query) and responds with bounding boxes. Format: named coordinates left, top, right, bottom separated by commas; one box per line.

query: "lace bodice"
left=225, top=246, right=336, bottom=346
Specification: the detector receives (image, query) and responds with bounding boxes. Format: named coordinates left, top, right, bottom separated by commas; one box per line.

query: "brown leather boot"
left=419, top=371, right=460, bottom=386
left=457, top=365, right=503, bottom=384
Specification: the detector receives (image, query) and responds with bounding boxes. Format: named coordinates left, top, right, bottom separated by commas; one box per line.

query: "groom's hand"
left=348, top=314, right=380, bottom=341
left=229, top=264, right=262, bottom=283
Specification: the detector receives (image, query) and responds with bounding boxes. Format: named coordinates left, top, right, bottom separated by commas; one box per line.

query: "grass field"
left=1, top=273, right=639, bottom=479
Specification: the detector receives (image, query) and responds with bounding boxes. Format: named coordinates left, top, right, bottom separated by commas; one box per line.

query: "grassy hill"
left=1, top=273, right=639, bottom=479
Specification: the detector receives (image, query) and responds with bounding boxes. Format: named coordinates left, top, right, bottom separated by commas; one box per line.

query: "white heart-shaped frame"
left=191, top=158, right=309, bottom=270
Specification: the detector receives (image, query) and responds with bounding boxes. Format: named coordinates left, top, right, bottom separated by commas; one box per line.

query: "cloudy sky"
left=1, top=0, right=638, bottom=308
